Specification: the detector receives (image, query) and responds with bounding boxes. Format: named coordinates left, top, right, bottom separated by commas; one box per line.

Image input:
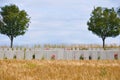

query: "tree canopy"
left=87, top=7, right=120, bottom=49
left=0, top=4, right=30, bottom=48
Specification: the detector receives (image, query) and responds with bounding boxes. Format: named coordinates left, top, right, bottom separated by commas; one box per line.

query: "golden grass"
left=0, top=60, right=120, bottom=80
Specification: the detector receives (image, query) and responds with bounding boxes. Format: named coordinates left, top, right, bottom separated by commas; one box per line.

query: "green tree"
left=87, top=7, right=120, bottom=49
left=0, top=4, right=30, bottom=48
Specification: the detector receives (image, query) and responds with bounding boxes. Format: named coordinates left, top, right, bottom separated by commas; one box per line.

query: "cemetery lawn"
left=0, top=60, right=120, bottom=80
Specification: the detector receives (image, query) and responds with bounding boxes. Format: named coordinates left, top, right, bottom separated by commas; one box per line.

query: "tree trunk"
left=10, top=36, right=13, bottom=48
left=102, top=38, right=105, bottom=49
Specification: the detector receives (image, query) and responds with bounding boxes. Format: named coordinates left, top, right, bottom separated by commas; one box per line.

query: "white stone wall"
left=0, top=48, right=119, bottom=60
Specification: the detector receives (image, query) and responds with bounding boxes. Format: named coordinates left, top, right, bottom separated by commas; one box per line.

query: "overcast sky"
left=0, top=0, right=120, bottom=46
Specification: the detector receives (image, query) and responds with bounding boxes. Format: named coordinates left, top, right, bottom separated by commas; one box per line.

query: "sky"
left=0, top=0, right=120, bottom=46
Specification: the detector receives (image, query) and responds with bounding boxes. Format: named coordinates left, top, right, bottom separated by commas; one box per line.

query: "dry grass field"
left=0, top=60, right=120, bottom=80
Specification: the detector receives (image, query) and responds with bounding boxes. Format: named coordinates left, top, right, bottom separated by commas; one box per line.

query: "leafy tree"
left=0, top=4, right=30, bottom=48
left=87, top=7, right=120, bottom=49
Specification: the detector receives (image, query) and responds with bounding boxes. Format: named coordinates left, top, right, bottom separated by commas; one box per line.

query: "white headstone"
left=35, top=49, right=44, bottom=60
left=16, top=50, right=25, bottom=59
left=5, top=49, right=15, bottom=59
left=25, top=49, right=34, bottom=60
left=100, top=50, right=106, bottom=60
left=0, top=50, right=4, bottom=59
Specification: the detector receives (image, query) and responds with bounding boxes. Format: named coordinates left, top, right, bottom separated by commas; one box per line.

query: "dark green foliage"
left=4, top=57, right=7, bottom=59
left=87, top=7, right=120, bottom=49
left=41, top=56, right=45, bottom=60
left=0, top=4, right=30, bottom=48
left=32, top=54, right=35, bottom=59
left=3, top=54, right=7, bottom=59
left=23, top=48, right=26, bottom=59
left=98, top=56, right=100, bottom=60
left=79, top=55, right=84, bottom=60
left=89, top=55, right=92, bottom=60
left=13, top=55, right=16, bottom=59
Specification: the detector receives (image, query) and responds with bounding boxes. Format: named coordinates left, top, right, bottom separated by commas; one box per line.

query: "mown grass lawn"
left=0, top=60, right=120, bottom=80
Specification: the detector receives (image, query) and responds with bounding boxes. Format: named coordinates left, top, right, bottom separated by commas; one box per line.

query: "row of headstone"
left=0, top=48, right=119, bottom=60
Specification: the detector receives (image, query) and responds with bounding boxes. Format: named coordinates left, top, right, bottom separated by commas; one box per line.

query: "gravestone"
left=118, top=50, right=120, bottom=60
left=65, top=50, right=73, bottom=60
left=57, top=49, right=64, bottom=60
left=92, top=50, right=98, bottom=60
left=5, top=49, right=15, bottom=59
left=0, top=50, right=4, bottom=59
left=35, top=49, right=44, bottom=60
left=106, top=50, right=114, bottom=60
left=100, top=50, right=107, bottom=60
left=74, top=50, right=82, bottom=60
left=83, top=50, right=89, bottom=60
left=44, top=49, right=58, bottom=60
left=16, top=49, right=25, bottom=59
left=25, top=49, right=34, bottom=60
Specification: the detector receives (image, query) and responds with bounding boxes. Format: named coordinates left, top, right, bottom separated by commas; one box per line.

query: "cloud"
left=0, top=0, right=119, bottom=45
